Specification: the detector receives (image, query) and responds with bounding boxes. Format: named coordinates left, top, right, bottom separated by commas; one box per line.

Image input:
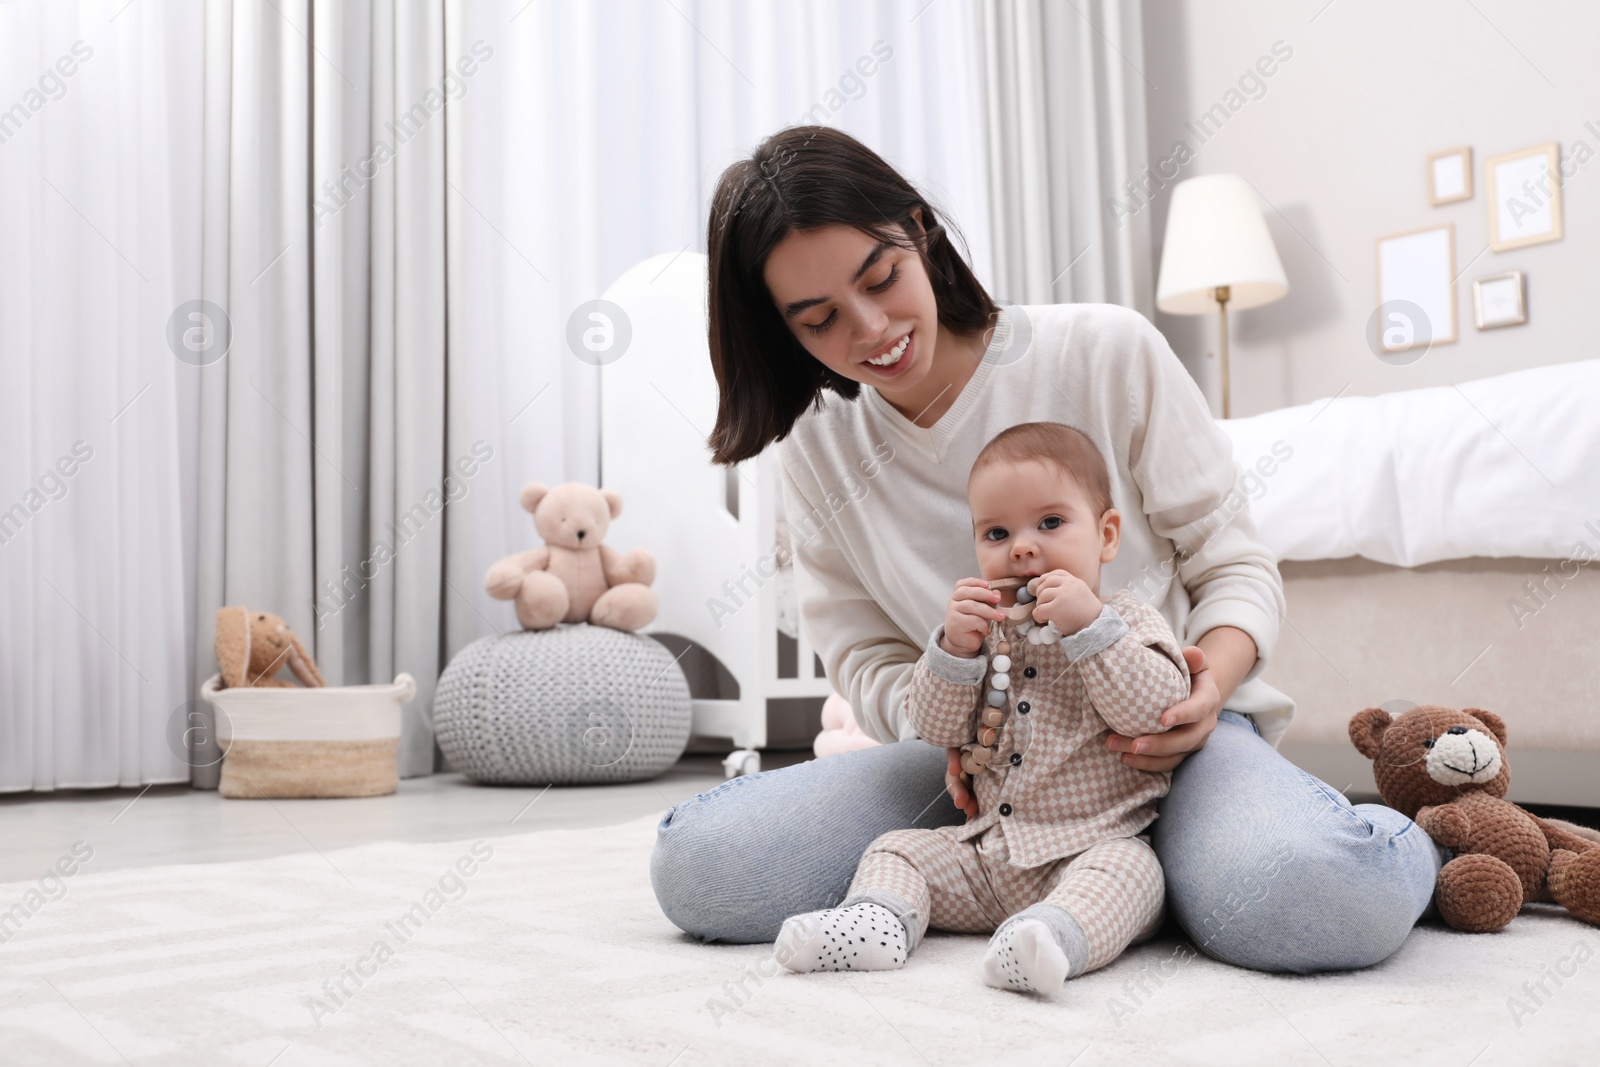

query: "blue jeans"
left=649, top=711, right=1444, bottom=973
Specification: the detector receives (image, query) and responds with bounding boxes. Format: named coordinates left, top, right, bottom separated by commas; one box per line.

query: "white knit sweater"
left=776, top=302, right=1296, bottom=748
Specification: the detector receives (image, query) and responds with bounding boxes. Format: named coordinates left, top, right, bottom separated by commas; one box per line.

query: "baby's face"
left=968, top=458, right=1119, bottom=603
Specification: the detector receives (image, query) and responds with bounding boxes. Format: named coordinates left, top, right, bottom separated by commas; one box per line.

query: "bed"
left=601, top=248, right=1599, bottom=799
left=1219, top=360, right=1600, bottom=806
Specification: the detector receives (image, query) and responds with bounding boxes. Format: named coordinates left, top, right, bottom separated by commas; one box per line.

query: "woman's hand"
left=1106, top=646, right=1221, bottom=772
left=944, top=746, right=979, bottom=819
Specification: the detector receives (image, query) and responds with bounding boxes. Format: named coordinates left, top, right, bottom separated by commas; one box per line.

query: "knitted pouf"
left=433, top=622, right=691, bottom=785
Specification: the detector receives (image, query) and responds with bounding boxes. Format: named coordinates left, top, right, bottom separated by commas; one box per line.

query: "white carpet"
left=0, top=812, right=1593, bottom=1066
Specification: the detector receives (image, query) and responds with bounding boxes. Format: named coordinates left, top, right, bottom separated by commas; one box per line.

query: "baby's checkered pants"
left=843, top=826, right=1164, bottom=973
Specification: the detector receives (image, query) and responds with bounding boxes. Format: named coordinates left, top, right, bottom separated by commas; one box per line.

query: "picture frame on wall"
left=1428, top=146, right=1473, bottom=205
left=1473, top=271, right=1527, bottom=329
left=1375, top=223, right=1458, bottom=353
left=1486, top=142, right=1563, bottom=251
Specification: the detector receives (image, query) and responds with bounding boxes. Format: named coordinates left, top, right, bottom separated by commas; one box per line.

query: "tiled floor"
left=0, top=750, right=813, bottom=883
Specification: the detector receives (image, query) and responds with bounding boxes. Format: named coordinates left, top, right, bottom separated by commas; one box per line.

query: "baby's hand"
left=1028, top=570, right=1102, bottom=635
left=939, top=578, right=1005, bottom=658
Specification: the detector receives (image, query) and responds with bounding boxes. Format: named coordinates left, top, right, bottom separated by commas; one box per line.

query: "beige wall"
left=1140, top=0, right=1600, bottom=416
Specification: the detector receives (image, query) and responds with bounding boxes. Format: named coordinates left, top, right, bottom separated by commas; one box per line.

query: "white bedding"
left=1218, top=358, right=1600, bottom=566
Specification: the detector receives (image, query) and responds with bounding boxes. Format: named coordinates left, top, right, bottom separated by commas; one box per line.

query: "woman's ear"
left=214, top=606, right=250, bottom=688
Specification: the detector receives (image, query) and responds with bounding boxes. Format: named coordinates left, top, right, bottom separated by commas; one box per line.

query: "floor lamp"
left=1155, top=174, right=1289, bottom=419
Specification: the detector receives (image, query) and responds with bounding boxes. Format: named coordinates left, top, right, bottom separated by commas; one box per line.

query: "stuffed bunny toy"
left=214, top=606, right=325, bottom=689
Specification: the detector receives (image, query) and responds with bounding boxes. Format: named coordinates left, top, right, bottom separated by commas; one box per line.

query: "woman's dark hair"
left=705, top=125, right=998, bottom=465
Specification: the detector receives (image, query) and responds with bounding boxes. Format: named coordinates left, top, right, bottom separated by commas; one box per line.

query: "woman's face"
left=761, top=213, right=941, bottom=395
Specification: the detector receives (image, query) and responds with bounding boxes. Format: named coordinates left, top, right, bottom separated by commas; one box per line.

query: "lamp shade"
left=1155, top=174, right=1289, bottom=315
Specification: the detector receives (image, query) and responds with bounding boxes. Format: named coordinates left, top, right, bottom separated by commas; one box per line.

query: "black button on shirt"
left=999, top=803, right=1013, bottom=816
left=1010, top=752, right=1022, bottom=766
left=1017, top=701, right=1030, bottom=714
left=1023, top=667, right=1036, bottom=678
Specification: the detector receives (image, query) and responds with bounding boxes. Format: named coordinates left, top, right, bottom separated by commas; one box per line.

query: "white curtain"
left=188, top=0, right=464, bottom=782
left=0, top=1, right=203, bottom=791
left=976, top=0, right=1154, bottom=313
left=3, top=0, right=1138, bottom=790
left=447, top=0, right=999, bottom=658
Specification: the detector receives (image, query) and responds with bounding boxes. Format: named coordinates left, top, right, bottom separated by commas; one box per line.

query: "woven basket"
left=434, top=623, right=691, bottom=785
left=200, top=673, right=414, bottom=798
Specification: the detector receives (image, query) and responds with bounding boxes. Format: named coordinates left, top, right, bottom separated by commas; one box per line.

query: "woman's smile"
left=862, top=330, right=914, bottom=376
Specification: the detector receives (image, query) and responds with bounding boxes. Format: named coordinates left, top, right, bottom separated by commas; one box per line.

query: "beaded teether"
left=1011, top=575, right=1064, bottom=646
left=959, top=577, right=1027, bottom=777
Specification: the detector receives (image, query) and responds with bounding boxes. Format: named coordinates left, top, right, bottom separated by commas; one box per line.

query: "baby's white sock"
left=775, top=901, right=908, bottom=973
left=981, top=904, right=1086, bottom=994
left=982, top=919, right=1069, bottom=992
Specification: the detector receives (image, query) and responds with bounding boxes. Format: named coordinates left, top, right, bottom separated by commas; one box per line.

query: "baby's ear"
left=1349, top=707, right=1392, bottom=760
left=1099, top=508, right=1121, bottom=562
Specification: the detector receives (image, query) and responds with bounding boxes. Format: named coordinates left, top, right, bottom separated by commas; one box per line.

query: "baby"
left=775, top=421, right=1191, bottom=994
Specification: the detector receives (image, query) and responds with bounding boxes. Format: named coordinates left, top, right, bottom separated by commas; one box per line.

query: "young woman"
left=650, top=126, right=1443, bottom=972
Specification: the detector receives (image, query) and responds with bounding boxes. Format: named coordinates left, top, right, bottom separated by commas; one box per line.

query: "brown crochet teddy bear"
left=1350, top=704, right=1600, bottom=932
left=214, top=606, right=325, bottom=688
left=484, top=481, right=659, bottom=632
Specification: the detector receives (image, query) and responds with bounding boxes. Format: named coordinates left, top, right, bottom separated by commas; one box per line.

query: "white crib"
left=597, top=250, right=834, bottom=776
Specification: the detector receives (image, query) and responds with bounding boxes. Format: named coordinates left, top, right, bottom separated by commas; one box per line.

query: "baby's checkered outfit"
left=842, top=588, right=1191, bottom=975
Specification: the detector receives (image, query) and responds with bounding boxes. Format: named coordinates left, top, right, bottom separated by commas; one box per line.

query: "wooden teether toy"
left=988, top=575, right=1038, bottom=622
left=958, top=576, right=1032, bottom=777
